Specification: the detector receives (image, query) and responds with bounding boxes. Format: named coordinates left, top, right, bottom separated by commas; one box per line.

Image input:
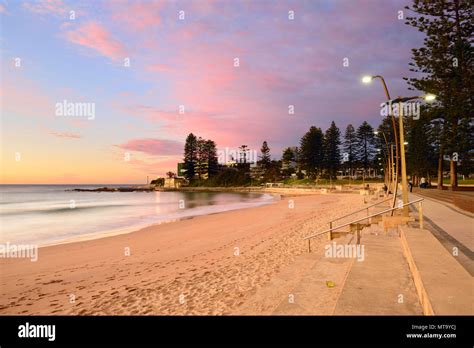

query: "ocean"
left=0, top=185, right=277, bottom=246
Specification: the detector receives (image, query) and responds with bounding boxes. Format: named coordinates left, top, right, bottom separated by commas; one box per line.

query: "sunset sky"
left=1, top=0, right=424, bottom=184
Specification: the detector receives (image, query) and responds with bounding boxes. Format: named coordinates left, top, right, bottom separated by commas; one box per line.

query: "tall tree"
left=196, top=137, right=207, bottom=180
left=299, top=126, right=324, bottom=178
left=259, top=141, right=271, bottom=169
left=405, top=109, right=437, bottom=185
left=324, top=121, right=341, bottom=179
left=428, top=110, right=446, bottom=188
left=282, top=147, right=295, bottom=163
left=282, top=147, right=298, bottom=176
left=356, top=121, right=375, bottom=175
left=204, top=140, right=219, bottom=178
left=343, top=124, right=357, bottom=176
left=405, top=0, right=473, bottom=188
left=183, top=133, right=197, bottom=180
left=377, top=116, right=397, bottom=146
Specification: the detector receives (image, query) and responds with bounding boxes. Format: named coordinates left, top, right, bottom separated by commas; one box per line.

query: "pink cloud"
left=49, top=131, right=82, bottom=139
left=172, top=21, right=219, bottom=41
left=64, top=21, right=126, bottom=61
left=145, top=63, right=174, bottom=73
left=108, top=0, right=163, bottom=32
left=117, top=138, right=183, bottom=156
left=22, top=0, right=66, bottom=15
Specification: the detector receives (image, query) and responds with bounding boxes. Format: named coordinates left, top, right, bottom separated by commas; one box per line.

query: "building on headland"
left=163, top=177, right=187, bottom=188
left=194, top=161, right=209, bottom=180
left=177, top=161, right=217, bottom=180
left=338, top=167, right=381, bottom=179
left=223, top=160, right=239, bottom=168
left=250, top=163, right=265, bottom=180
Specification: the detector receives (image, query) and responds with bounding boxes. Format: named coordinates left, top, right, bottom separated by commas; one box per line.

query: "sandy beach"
left=0, top=193, right=365, bottom=315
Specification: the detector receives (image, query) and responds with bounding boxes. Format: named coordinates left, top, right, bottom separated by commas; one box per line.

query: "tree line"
left=183, top=133, right=218, bottom=180
left=173, top=0, right=473, bottom=188
left=403, top=0, right=473, bottom=188
left=180, top=119, right=383, bottom=186
left=284, top=121, right=378, bottom=180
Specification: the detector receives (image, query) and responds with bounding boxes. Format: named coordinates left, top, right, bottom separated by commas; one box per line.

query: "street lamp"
left=362, top=74, right=437, bottom=216
left=391, top=94, right=437, bottom=103
left=390, top=93, right=436, bottom=216
left=361, top=75, right=392, bottom=102
left=362, top=76, right=372, bottom=84
left=425, top=94, right=436, bottom=102
left=362, top=75, right=400, bottom=213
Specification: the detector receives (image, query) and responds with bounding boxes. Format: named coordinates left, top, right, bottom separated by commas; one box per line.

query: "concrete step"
left=272, top=234, right=355, bottom=315
left=400, top=226, right=474, bottom=315
left=333, top=229, right=423, bottom=315
left=235, top=247, right=322, bottom=314
left=236, top=234, right=355, bottom=315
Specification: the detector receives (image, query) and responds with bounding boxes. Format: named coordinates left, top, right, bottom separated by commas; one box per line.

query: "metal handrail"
left=303, top=198, right=424, bottom=241
left=330, top=196, right=392, bottom=224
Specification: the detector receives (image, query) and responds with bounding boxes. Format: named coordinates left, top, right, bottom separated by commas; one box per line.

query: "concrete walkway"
left=409, top=192, right=473, bottom=251
left=408, top=192, right=474, bottom=276
left=333, top=224, right=422, bottom=315
left=413, top=187, right=474, bottom=213
left=236, top=194, right=471, bottom=315
left=400, top=226, right=474, bottom=315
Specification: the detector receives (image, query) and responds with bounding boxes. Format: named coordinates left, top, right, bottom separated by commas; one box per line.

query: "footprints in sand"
left=0, top=197, right=362, bottom=315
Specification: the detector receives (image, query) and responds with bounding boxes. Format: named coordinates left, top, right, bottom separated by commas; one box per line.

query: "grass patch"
left=442, top=178, right=474, bottom=185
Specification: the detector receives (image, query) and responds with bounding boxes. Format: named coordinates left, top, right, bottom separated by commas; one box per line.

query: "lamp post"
left=362, top=75, right=399, bottom=212
left=362, top=75, right=436, bottom=217
left=390, top=144, right=398, bottom=197
left=391, top=94, right=436, bottom=216
left=398, top=100, right=409, bottom=216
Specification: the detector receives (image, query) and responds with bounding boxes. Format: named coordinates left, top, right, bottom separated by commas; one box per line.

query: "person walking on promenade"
left=420, top=177, right=427, bottom=189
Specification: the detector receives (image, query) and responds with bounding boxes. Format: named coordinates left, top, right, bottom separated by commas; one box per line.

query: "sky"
left=0, top=0, right=425, bottom=184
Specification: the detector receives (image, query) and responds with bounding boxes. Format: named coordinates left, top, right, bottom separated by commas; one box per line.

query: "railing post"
left=328, top=221, right=333, bottom=240
left=419, top=202, right=423, bottom=229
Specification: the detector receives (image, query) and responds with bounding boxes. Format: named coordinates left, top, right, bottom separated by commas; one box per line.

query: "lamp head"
left=362, top=76, right=373, bottom=84
left=424, top=94, right=436, bottom=102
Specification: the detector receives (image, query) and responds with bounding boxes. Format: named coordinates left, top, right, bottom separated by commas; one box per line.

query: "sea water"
left=0, top=185, right=276, bottom=246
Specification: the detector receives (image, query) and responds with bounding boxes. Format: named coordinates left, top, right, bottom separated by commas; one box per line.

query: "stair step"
left=272, top=234, right=355, bottom=315
left=400, top=226, right=474, bottom=315
left=236, top=245, right=322, bottom=314
left=236, top=234, right=354, bottom=315
left=333, top=233, right=422, bottom=315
